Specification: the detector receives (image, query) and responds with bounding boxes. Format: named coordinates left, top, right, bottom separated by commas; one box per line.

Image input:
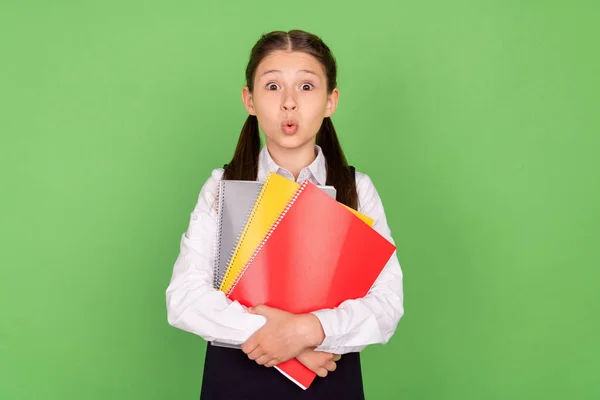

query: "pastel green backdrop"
left=1, top=0, right=598, bottom=399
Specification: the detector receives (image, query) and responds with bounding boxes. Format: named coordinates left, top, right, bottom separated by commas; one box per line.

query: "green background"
left=1, top=0, right=598, bottom=399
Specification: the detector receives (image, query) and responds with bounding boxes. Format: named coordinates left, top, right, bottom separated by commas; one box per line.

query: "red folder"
left=227, top=181, right=396, bottom=389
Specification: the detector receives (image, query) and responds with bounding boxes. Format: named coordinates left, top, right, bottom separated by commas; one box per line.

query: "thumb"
left=249, top=304, right=272, bottom=317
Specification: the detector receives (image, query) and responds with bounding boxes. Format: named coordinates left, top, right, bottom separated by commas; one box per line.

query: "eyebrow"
left=260, top=69, right=319, bottom=77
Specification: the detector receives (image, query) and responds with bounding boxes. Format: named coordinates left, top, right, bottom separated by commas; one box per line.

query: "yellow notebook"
left=219, top=173, right=299, bottom=293
left=219, top=172, right=374, bottom=294
left=344, top=204, right=374, bottom=226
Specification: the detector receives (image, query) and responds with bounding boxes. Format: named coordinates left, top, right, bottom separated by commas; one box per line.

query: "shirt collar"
left=257, top=144, right=327, bottom=185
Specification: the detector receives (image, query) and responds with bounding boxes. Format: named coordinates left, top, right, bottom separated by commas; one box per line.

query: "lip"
left=282, top=118, right=299, bottom=134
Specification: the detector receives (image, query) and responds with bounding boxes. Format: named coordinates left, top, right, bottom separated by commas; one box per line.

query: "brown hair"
left=222, top=29, right=358, bottom=210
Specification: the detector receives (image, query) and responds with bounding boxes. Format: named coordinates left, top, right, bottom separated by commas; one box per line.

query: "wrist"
left=300, top=313, right=325, bottom=348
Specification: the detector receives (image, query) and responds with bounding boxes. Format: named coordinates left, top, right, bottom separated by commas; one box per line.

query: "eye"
left=266, top=82, right=280, bottom=90
left=300, top=82, right=314, bottom=91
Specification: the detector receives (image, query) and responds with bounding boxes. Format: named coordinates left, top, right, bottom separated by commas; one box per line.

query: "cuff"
left=310, top=308, right=341, bottom=350
left=315, top=344, right=367, bottom=355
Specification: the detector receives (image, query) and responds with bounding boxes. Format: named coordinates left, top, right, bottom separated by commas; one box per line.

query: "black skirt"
left=200, top=343, right=365, bottom=400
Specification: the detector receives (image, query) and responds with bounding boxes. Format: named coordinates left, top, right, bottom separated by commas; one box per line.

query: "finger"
left=255, top=354, right=271, bottom=365
left=247, top=346, right=264, bottom=361
left=325, top=361, right=337, bottom=372
left=265, top=359, right=280, bottom=368
left=316, top=367, right=328, bottom=378
left=249, top=304, right=272, bottom=317
left=333, top=354, right=342, bottom=362
left=241, top=336, right=259, bottom=355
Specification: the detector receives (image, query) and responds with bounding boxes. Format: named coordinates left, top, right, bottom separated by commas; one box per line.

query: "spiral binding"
left=219, top=174, right=275, bottom=292
left=226, top=180, right=310, bottom=296
left=215, top=181, right=263, bottom=290
left=213, top=180, right=226, bottom=289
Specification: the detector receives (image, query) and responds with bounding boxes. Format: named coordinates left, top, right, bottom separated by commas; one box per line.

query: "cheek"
left=253, top=101, right=282, bottom=133
left=300, top=96, right=327, bottom=117
left=254, top=94, right=280, bottom=115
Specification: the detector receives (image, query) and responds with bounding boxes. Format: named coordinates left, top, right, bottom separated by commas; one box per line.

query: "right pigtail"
left=317, top=117, right=358, bottom=210
left=223, top=115, right=261, bottom=181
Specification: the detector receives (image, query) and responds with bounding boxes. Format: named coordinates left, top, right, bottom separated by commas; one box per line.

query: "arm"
left=310, top=172, right=405, bottom=355
left=165, top=169, right=266, bottom=344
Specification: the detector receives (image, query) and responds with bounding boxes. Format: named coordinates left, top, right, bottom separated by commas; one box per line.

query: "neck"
left=265, top=140, right=317, bottom=180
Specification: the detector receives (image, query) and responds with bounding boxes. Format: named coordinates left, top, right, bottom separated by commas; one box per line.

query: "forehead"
left=256, top=50, right=325, bottom=77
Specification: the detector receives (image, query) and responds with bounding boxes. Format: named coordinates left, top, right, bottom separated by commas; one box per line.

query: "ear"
left=242, top=86, right=256, bottom=116
left=324, top=88, right=339, bottom=118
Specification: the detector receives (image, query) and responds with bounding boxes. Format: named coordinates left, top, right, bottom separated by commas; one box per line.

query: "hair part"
left=223, top=30, right=357, bottom=210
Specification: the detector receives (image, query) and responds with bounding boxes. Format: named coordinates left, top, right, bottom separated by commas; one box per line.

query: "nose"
left=281, top=90, right=297, bottom=112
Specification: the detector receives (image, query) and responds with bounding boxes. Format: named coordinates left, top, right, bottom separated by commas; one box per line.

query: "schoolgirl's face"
left=242, top=50, right=339, bottom=151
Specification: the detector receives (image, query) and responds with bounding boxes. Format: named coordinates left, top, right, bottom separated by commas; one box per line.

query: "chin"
left=267, top=133, right=314, bottom=150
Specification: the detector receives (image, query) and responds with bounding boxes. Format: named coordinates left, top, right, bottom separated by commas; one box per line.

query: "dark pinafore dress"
left=200, top=166, right=365, bottom=400
left=200, top=344, right=364, bottom=399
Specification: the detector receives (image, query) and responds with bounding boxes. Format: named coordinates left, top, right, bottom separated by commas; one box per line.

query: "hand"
left=296, top=349, right=341, bottom=378
left=241, top=305, right=326, bottom=367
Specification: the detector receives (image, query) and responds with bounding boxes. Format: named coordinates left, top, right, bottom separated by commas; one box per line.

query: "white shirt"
left=165, top=145, right=404, bottom=355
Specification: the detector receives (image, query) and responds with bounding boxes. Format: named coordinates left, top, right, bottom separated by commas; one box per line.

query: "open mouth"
left=282, top=119, right=298, bottom=134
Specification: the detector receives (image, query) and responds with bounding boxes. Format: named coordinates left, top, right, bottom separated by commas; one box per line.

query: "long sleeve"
left=311, top=172, right=405, bottom=355
left=165, top=168, right=266, bottom=344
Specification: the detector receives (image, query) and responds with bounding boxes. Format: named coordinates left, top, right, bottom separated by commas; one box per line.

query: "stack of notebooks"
left=212, top=172, right=396, bottom=390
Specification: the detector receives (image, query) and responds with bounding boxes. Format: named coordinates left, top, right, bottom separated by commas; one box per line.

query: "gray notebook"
left=211, top=179, right=336, bottom=348
left=212, top=180, right=263, bottom=290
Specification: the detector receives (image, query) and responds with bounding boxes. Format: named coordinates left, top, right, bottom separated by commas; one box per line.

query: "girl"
left=166, top=29, right=404, bottom=399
